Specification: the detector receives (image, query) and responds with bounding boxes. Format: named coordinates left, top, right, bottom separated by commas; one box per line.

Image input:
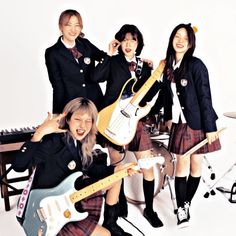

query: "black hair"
left=115, top=24, right=144, bottom=56
left=165, top=23, right=196, bottom=69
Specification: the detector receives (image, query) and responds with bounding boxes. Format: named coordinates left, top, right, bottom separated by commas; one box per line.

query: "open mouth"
left=125, top=48, right=132, bottom=53
left=176, top=43, right=184, bottom=48
left=69, top=33, right=78, bottom=37
left=76, top=128, right=85, bottom=136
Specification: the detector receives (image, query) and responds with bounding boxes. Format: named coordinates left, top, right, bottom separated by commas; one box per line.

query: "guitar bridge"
left=104, top=128, right=116, bottom=138
left=37, top=208, right=47, bottom=222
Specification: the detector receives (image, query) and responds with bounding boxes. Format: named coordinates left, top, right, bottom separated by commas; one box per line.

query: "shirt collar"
left=125, top=56, right=136, bottom=63
left=173, top=58, right=182, bottom=70
left=61, top=37, right=76, bottom=49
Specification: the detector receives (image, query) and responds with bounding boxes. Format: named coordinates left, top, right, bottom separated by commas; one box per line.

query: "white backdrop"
left=0, top=0, right=236, bottom=130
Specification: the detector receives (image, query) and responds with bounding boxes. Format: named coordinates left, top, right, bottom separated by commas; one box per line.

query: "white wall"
left=0, top=0, right=236, bottom=131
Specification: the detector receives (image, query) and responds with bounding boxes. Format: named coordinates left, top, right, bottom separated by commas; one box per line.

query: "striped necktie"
left=69, top=46, right=82, bottom=59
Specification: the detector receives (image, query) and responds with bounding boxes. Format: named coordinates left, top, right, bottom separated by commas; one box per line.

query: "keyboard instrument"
left=0, top=126, right=35, bottom=211
left=0, top=127, right=36, bottom=144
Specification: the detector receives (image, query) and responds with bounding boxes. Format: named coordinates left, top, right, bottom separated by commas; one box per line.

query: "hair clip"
left=192, top=26, right=198, bottom=33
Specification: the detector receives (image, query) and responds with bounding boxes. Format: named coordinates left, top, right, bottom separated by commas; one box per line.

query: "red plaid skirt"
left=127, top=121, right=153, bottom=151
left=168, top=123, right=221, bottom=155
left=58, top=191, right=103, bottom=236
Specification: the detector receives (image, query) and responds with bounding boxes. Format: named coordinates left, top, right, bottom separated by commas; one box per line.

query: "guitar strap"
left=136, top=57, right=143, bottom=77
left=16, top=167, right=36, bottom=220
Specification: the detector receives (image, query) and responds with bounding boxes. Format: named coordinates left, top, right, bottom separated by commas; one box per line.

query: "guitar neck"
left=130, top=60, right=165, bottom=106
left=182, top=127, right=226, bottom=157
left=69, top=163, right=136, bottom=203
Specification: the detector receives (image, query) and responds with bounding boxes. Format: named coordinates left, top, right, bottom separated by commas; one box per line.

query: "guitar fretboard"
left=69, top=163, right=136, bottom=203
left=131, top=60, right=165, bottom=106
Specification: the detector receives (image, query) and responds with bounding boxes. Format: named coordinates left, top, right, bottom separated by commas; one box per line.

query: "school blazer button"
left=181, top=106, right=184, bottom=110
left=82, top=83, right=86, bottom=87
left=80, top=69, right=83, bottom=73
left=177, top=92, right=180, bottom=95
left=21, top=146, right=27, bottom=152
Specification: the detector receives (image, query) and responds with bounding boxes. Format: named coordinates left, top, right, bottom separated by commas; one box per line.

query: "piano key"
left=0, top=126, right=36, bottom=143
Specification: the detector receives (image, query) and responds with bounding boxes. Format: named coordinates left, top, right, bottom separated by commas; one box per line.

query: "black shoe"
left=177, top=207, right=189, bottom=228
left=103, top=222, right=132, bottom=236
left=103, top=203, right=132, bottom=236
left=143, top=208, right=164, bottom=228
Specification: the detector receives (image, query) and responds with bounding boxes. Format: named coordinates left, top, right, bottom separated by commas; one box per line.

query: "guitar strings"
left=108, top=103, right=135, bottom=133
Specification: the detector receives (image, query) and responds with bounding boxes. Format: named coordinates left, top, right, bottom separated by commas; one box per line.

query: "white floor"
left=1, top=116, right=236, bottom=236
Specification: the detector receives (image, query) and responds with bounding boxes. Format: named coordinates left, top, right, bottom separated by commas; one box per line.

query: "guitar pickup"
left=120, top=110, right=130, bottom=118
left=104, top=128, right=116, bottom=138
left=37, top=208, right=47, bottom=222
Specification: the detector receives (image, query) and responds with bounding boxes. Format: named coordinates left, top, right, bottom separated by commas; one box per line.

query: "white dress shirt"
left=171, top=59, right=186, bottom=124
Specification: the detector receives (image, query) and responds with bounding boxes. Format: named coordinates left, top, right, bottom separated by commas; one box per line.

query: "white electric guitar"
left=21, top=156, right=164, bottom=236
left=97, top=60, right=165, bottom=146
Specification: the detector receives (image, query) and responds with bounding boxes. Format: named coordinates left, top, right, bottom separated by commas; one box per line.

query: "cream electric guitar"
left=97, top=60, right=165, bottom=146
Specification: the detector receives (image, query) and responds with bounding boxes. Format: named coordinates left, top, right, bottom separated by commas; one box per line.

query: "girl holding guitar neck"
left=12, top=97, right=133, bottom=236
left=91, top=24, right=164, bottom=228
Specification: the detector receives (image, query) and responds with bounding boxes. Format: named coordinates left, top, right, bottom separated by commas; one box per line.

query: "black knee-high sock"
left=175, top=176, right=187, bottom=208
left=186, top=175, right=201, bottom=204
left=119, top=179, right=126, bottom=202
left=118, top=179, right=128, bottom=217
left=143, top=179, right=154, bottom=211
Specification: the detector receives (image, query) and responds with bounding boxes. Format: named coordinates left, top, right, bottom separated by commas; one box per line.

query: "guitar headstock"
left=158, top=59, right=166, bottom=70
left=138, top=155, right=165, bottom=169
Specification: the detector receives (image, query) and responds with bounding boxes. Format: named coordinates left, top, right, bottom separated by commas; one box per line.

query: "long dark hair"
left=115, top=24, right=144, bottom=56
left=164, top=23, right=196, bottom=76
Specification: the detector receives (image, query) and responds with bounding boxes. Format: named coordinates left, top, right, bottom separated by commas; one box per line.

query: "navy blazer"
left=45, top=37, right=106, bottom=113
left=160, top=57, right=218, bottom=132
left=12, top=133, right=114, bottom=189
left=91, top=54, right=162, bottom=109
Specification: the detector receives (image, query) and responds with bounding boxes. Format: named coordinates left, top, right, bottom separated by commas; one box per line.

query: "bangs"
left=59, top=11, right=83, bottom=28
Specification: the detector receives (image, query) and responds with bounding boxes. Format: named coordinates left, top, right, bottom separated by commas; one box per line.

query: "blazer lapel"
left=62, top=134, right=78, bottom=159
left=56, top=37, right=78, bottom=63
left=118, top=55, right=131, bottom=77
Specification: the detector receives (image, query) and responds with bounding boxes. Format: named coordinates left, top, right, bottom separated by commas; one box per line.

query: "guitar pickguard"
left=23, top=172, right=87, bottom=236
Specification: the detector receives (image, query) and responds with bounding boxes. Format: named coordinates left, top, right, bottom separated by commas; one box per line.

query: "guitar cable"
left=121, top=216, right=145, bottom=236
left=111, top=147, right=127, bottom=166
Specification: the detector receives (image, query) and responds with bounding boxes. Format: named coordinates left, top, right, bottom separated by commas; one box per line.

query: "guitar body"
left=23, top=172, right=88, bottom=236
left=21, top=163, right=137, bottom=236
left=97, top=78, right=160, bottom=146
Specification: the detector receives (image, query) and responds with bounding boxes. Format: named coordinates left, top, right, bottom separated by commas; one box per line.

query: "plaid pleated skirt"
left=58, top=191, right=103, bottom=236
left=127, top=121, right=153, bottom=152
left=168, top=123, right=221, bottom=155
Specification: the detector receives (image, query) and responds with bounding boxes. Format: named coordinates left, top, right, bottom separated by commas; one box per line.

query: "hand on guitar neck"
left=22, top=158, right=160, bottom=236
